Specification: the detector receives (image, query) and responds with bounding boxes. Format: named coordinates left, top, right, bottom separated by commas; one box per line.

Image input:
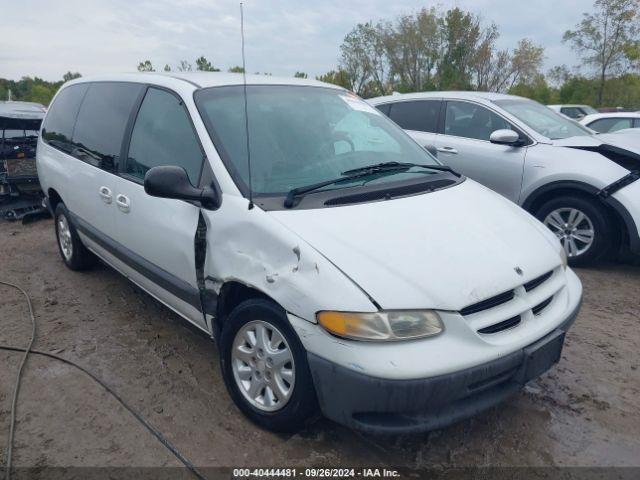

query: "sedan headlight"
left=317, top=310, right=443, bottom=341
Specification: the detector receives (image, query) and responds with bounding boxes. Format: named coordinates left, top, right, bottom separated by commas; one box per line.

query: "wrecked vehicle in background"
left=370, top=92, right=640, bottom=266
left=37, top=73, right=582, bottom=434
left=0, top=101, right=46, bottom=220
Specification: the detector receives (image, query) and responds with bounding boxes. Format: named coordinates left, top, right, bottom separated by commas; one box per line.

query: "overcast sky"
left=2, top=0, right=589, bottom=81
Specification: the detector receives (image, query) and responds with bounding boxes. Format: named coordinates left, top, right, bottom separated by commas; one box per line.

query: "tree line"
left=2, top=0, right=639, bottom=108
left=321, top=0, right=640, bottom=107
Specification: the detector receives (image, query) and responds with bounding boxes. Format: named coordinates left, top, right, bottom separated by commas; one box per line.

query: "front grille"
left=478, top=316, right=521, bottom=334
left=532, top=296, right=553, bottom=315
left=460, top=268, right=562, bottom=336
left=524, top=270, right=553, bottom=292
left=460, top=290, right=515, bottom=316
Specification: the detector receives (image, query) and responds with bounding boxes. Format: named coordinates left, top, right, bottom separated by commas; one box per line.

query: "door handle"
left=437, top=146, right=458, bottom=154
left=115, top=194, right=130, bottom=213
left=98, top=186, right=112, bottom=204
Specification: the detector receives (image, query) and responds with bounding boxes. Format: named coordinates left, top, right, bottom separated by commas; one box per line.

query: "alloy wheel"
left=544, top=207, right=595, bottom=258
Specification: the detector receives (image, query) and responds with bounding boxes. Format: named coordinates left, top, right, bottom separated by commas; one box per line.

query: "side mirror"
left=489, top=129, right=521, bottom=146
left=144, top=166, right=219, bottom=209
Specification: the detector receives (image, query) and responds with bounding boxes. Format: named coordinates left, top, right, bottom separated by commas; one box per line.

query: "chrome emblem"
left=514, top=267, right=524, bottom=276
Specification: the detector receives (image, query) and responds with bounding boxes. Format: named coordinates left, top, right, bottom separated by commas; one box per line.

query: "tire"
left=535, top=194, right=612, bottom=267
left=54, top=203, right=97, bottom=271
left=219, top=298, right=318, bottom=432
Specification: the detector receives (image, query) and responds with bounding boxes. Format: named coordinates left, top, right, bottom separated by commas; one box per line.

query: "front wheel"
left=219, top=298, right=318, bottom=432
left=536, top=195, right=612, bottom=267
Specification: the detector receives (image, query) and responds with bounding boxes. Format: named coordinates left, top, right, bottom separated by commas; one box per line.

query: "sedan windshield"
left=195, top=85, right=441, bottom=196
left=494, top=99, right=592, bottom=140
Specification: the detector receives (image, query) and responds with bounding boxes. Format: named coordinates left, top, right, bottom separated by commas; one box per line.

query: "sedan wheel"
left=231, top=320, right=295, bottom=412
left=543, top=207, right=595, bottom=258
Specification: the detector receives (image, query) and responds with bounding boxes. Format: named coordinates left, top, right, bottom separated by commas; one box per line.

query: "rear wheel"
left=219, top=298, right=317, bottom=432
left=536, top=195, right=612, bottom=267
left=54, top=203, right=97, bottom=270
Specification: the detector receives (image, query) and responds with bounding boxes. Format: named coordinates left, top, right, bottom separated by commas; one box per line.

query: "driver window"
left=126, top=88, right=203, bottom=184
left=444, top=101, right=512, bottom=141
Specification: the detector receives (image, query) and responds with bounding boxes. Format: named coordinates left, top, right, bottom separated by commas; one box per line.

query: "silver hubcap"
left=544, top=207, right=595, bottom=258
left=231, top=320, right=295, bottom=412
left=57, top=214, right=73, bottom=260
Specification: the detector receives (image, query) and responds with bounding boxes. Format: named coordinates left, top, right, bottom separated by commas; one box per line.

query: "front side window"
left=71, top=82, right=143, bottom=172
left=41, top=84, right=89, bottom=153
left=195, top=86, right=442, bottom=196
left=588, top=117, right=633, bottom=133
left=495, top=99, right=592, bottom=140
left=388, top=100, right=440, bottom=133
left=126, top=88, right=203, bottom=184
left=444, top=101, right=512, bottom=141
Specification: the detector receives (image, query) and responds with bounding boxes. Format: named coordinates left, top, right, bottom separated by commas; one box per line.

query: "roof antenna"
left=240, top=2, right=254, bottom=210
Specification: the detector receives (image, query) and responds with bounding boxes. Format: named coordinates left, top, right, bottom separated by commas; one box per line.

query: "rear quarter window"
left=41, top=84, right=89, bottom=153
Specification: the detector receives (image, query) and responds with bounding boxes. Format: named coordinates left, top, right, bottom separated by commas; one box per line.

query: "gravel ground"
left=1, top=219, right=639, bottom=471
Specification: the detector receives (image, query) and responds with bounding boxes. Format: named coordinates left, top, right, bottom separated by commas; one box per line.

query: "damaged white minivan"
left=37, top=73, right=582, bottom=434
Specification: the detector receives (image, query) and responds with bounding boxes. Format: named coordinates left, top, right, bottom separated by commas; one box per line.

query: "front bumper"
left=308, top=300, right=580, bottom=434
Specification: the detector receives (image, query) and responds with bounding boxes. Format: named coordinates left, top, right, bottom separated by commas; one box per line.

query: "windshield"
left=195, top=85, right=441, bottom=196
left=494, top=99, right=593, bottom=140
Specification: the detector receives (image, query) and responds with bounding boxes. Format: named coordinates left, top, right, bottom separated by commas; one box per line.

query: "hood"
left=551, top=134, right=640, bottom=172
left=551, top=133, right=640, bottom=152
left=269, top=180, right=562, bottom=311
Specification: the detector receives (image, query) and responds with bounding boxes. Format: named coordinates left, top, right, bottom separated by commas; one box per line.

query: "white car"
left=548, top=104, right=599, bottom=120
left=370, top=92, right=640, bottom=266
left=37, top=74, right=582, bottom=434
left=579, top=112, right=640, bottom=133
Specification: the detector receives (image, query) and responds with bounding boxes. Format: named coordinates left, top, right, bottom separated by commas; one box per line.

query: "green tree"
left=163, top=64, right=172, bottom=72
left=316, top=70, right=352, bottom=90
left=509, top=74, right=557, bottom=104
left=294, top=71, right=308, bottom=78
left=62, top=71, right=81, bottom=82
left=137, top=60, right=155, bottom=72
left=195, top=56, right=220, bottom=72
left=228, top=66, right=245, bottom=73
left=563, top=0, right=640, bottom=105
left=178, top=60, right=193, bottom=72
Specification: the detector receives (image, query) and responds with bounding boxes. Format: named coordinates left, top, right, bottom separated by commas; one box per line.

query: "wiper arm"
left=341, top=161, right=416, bottom=175
left=342, top=161, right=460, bottom=177
left=284, top=162, right=460, bottom=208
left=284, top=170, right=379, bottom=208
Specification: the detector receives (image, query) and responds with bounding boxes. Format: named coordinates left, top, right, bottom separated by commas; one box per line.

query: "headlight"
left=317, top=310, right=443, bottom=341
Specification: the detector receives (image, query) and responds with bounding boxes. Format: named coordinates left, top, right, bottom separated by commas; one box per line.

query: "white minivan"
left=37, top=73, right=582, bottom=434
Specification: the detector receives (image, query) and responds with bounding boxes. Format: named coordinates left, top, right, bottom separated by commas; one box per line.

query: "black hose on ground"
left=0, top=281, right=208, bottom=480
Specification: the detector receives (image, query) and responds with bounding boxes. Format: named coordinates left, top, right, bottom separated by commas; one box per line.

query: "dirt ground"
left=1, top=219, right=639, bottom=471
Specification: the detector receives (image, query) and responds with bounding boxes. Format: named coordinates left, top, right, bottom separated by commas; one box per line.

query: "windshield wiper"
left=342, top=161, right=460, bottom=177
left=283, top=162, right=459, bottom=208
left=284, top=169, right=402, bottom=208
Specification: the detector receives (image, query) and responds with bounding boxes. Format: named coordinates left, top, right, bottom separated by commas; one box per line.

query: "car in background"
left=0, top=101, right=46, bottom=219
left=548, top=104, right=598, bottom=120
left=369, top=92, right=640, bottom=266
left=579, top=112, right=640, bottom=133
